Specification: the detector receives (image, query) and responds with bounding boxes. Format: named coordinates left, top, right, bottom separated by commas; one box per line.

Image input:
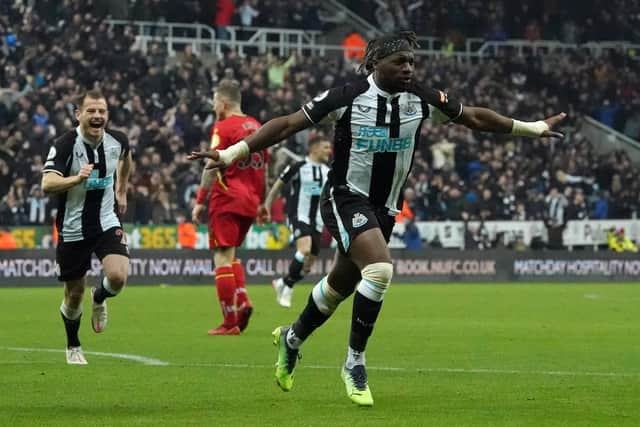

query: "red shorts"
left=208, top=212, right=254, bottom=249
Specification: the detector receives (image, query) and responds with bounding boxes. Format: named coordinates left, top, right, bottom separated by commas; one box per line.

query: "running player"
left=260, top=135, right=331, bottom=308
left=191, top=79, right=267, bottom=335
left=188, top=31, right=566, bottom=405
left=42, top=89, right=132, bottom=365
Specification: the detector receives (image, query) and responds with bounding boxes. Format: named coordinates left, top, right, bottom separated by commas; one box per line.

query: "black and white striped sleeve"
left=414, top=85, right=463, bottom=124
left=42, top=131, right=75, bottom=177
left=301, top=79, right=368, bottom=126
left=279, top=161, right=304, bottom=184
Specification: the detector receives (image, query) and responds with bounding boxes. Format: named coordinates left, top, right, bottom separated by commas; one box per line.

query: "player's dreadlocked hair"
left=358, top=31, right=420, bottom=75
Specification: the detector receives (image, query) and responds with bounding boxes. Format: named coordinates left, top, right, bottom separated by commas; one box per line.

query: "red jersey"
left=209, top=115, right=267, bottom=217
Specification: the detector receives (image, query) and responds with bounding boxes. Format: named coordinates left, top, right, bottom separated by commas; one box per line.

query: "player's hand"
left=191, top=203, right=206, bottom=225
left=256, top=204, right=270, bottom=226
left=187, top=150, right=225, bottom=170
left=116, top=190, right=127, bottom=215
left=541, top=112, right=567, bottom=138
left=77, top=164, right=94, bottom=180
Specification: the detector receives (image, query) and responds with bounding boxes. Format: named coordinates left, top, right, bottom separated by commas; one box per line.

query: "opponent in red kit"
left=191, top=79, right=268, bottom=335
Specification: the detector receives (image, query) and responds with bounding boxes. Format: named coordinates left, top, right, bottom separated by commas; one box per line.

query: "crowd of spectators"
left=351, top=0, right=640, bottom=43
left=23, top=0, right=326, bottom=33
left=0, top=3, right=639, bottom=230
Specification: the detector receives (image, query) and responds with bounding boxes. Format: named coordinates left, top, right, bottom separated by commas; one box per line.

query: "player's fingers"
left=544, top=112, right=567, bottom=128
left=187, top=151, right=207, bottom=160
left=541, top=130, right=565, bottom=139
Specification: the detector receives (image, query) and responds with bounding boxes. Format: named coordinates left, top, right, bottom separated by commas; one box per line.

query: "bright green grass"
left=1, top=283, right=640, bottom=426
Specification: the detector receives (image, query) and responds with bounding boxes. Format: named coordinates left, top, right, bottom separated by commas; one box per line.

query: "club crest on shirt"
left=352, top=212, right=368, bottom=228
left=402, top=103, right=418, bottom=116
left=109, top=147, right=120, bottom=159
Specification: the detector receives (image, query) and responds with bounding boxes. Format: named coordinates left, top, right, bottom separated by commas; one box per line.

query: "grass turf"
left=1, top=283, right=640, bottom=426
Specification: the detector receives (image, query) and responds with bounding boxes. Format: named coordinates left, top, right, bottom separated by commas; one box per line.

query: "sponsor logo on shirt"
left=85, top=171, right=113, bottom=190
left=354, top=126, right=412, bottom=152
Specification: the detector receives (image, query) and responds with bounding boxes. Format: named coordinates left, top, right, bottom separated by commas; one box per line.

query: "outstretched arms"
left=188, top=110, right=312, bottom=169
left=456, top=107, right=566, bottom=138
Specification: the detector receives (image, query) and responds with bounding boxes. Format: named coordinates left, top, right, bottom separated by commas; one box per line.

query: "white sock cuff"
left=60, top=301, right=82, bottom=320
left=345, top=346, right=366, bottom=369
left=294, top=251, right=306, bottom=263
left=311, top=277, right=345, bottom=315
left=103, top=276, right=121, bottom=295
left=357, top=262, right=393, bottom=302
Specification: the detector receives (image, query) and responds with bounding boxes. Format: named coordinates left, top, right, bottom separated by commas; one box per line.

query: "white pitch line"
left=3, top=347, right=639, bottom=378
left=4, top=347, right=169, bottom=366
left=180, top=362, right=640, bottom=378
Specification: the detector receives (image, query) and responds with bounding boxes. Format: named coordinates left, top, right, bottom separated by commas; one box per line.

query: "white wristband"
left=217, top=140, right=250, bottom=166
left=511, top=120, right=549, bottom=137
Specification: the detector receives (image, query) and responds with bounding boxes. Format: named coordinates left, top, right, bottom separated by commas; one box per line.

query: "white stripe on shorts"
left=330, top=187, right=350, bottom=251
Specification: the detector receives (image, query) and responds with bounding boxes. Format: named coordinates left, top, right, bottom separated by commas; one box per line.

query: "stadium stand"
left=342, top=0, right=640, bottom=42
left=0, top=1, right=638, bottom=234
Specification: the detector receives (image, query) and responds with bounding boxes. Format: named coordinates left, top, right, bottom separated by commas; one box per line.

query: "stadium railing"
left=580, top=116, right=640, bottom=164
left=106, top=20, right=640, bottom=60
left=477, top=39, right=640, bottom=59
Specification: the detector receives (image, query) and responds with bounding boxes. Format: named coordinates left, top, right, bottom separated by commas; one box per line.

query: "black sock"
left=93, top=280, right=115, bottom=304
left=291, top=293, right=330, bottom=341
left=61, top=312, right=81, bottom=348
left=284, top=257, right=305, bottom=288
left=349, top=291, right=383, bottom=352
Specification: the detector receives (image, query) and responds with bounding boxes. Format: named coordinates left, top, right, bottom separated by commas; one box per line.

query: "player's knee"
left=66, top=286, right=85, bottom=302
left=311, top=277, right=347, bottom=315
left=357, top=262, right=394, bottom=302
left=105, top=272, right=127, bottom=292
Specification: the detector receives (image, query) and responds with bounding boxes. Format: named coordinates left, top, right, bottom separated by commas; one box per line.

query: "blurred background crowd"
left=1, top=0, right=639, bottom=233
left=350, top=0, right=640, bottom=42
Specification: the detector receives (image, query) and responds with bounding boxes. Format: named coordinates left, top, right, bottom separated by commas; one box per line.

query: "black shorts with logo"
left=320, top=185, right=395, bottom=255
left=56, top=227, right=129, bottom=282
left=288, top=218, right=321, bottom=256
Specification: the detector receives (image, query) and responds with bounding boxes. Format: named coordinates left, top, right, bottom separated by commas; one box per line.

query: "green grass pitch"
left=1, top=283, right=640, bottom=426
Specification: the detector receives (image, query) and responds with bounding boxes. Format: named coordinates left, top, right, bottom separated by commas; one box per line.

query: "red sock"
left=215, top=266, right=237, bottom=326
left=232, top=258, right=250, bottom=308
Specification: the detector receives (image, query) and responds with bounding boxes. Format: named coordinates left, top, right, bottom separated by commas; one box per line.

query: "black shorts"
left=320, top=185, right=395, bottom=254
left=289, top=219, right=321, bottom=256
left=56, top=227, right=129, bottom=282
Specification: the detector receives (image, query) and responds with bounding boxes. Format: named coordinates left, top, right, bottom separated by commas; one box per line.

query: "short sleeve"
left=301, top=79, right=368, bottom=126
left=108, top=129, right=130, bottom=158
left=279, top=161, right=304, bottom=183
left=42, top=131, right=75, bottom=176
left=210, top=125, right=223, bottom=150
left=414, top=85, right=463, bottom=124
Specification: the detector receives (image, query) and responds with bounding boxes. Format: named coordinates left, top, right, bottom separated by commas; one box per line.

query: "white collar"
left=76, top=125, right=103, bottom=147
left=306, top=156, right=323, bottom=166
left=367, top=73, right=400, bottom=98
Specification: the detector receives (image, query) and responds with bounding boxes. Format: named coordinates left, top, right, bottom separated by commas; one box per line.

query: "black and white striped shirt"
left=302, top=74, right=462, bottom=214
left=42, top=127, right=129, bottom=242
left=279, top=157, right=329, bottom=232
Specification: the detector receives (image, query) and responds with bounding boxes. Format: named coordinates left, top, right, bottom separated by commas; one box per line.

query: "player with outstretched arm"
left=189, top=31, right=565, bottom=405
